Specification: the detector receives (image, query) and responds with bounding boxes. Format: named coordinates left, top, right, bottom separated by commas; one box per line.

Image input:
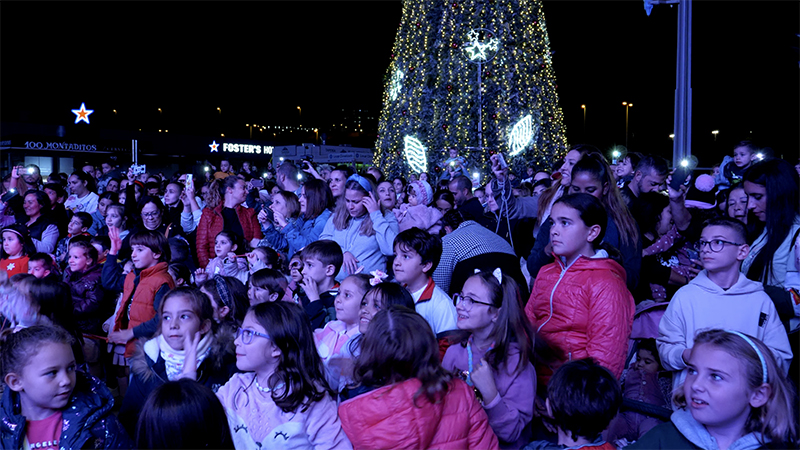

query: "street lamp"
left=314, top=128, right=319, bottom=142
left=217, top=107, right=221, bottom=114
left=669, top=134, right=675, bottom=140
left=297, top=106, right=302, bottom=117
left=622, top=102, right=633, bottom=148
left=581, top=104, right=586, bottom=135
left=712, top=130, right=719, bottom=141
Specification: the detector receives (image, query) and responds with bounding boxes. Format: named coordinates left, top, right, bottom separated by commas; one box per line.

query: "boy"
left=27, top=252, right=59, bottom=280
left=393, top=228, right=457, bottom=335
left=523, top=358, right=622, bottom=450
left=717, top=140, right=759, bottom=188
left=55, top=212, right=93, bottom=266
left=300, top=240, right=344, bottom=329
left=91, top=235, right=111, bottom=265
left=657, top=217, right=792, bottom=395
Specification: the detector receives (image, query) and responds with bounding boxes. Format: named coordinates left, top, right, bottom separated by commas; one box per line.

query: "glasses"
left=696, top=239, right=743, bottom=253
left=453, top=293, right=495, bottom=310
left=234, top=327, right=271, bottom=345
left=142, top=211, right=160, bottom=218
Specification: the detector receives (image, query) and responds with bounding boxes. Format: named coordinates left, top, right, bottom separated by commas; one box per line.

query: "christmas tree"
left=375, top=0, right=569, bottom=182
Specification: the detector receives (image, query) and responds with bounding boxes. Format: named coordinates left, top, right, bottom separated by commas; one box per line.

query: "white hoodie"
left=657, top=270, right=792, bottom=395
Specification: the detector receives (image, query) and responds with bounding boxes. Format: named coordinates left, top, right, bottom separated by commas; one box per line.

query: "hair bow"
left=369, top=270, right=388, bottom=286
left=474, top=267, right=503, bottom=284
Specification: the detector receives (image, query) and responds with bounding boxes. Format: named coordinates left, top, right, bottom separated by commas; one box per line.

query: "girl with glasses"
left=443, top=269, right=537, bottom=448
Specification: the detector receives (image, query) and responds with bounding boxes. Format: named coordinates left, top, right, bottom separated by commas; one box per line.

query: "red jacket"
left=526, top=254, right=634, bottom=386
left=113, top=262, right=175, bottom=357
left=339, top=378, right=499, bottom=450
left=196, top=204, right=262, bottom=268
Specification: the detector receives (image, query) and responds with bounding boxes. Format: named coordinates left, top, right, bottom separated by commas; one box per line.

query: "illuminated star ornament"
left=403, top=136, right=427, bottom=174
left=71, top=103, right=93, bottom=124
left=508, top=115, right=536, bottom=156
left=209, top=141, right=220, bottom=152
left=462, top=29, right=500, bottom=62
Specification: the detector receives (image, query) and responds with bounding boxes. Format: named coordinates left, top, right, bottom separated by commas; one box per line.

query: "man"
left=275, top=161, right=302, bottom=196
left=621, top=154, right=669, bottom=210
left=448, top=175, right=490, bottom=228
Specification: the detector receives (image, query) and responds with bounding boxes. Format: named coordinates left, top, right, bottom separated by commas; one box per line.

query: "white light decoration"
left=389, top=69, right=404, bottom=101
left=462, top=29, right=500, bottom=62
left=403, top=136, right=428, bottom=174
left=209, top=141, right=220, bottom=152
left=71, top=103, right=93, bottom=124
left=508, top=115, right=534, bottom=156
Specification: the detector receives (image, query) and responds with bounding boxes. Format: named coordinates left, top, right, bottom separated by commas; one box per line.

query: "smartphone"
left=185, top=174, right=194, bottom=189
left=1, top=189, right=19, bottom=203
left=496, top=153, right=508, bottom=169
left=251, top=179, right=264, bottom=189
left=686, top=248, right=699, bottom=262
left=132, top=164, right=147, bottom=176
left=670, top=165, right=691, bottom=190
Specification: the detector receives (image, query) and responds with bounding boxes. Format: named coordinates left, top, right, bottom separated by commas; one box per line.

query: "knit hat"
left=410, top=180, right=434, bottom=206
left=685, top=173, right=717, bottom=209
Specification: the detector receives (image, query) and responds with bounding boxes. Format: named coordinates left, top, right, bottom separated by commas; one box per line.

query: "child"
left=393, top=180, right=443, bottom=233
left=393, top=228, right=457, bottom=335
left=526, top=193, right=635, bottom=385
left=248, top=268, right=288, bottom=305
left=657, top=217, right=792, bottom=395
left=0, top=325, right=133, bottom=449
left=357, top=281, right=416, bottom=334
left=299, top=240, right=344, bottom=329
left=118, top=287, right=236, bottom=436
left=630, top=329, right=797, bottom=449
left=246, top=246, right=280, bottom=274
left=605, top=339, right=671, bottom=443
left=215, top=301, right=352, bottom=449
left=199, top=276, right=250, bottom=325
left=135, top=379, right=234, bottom=449
left=195, top=231, right=249, bottom=285
left=440, top=148, right=470, bottom=181
left=89, top=191, right=118, bottom=236
left=55, top=212, right=92, bottom=267
left=90, top=235, right=111, bottom=265
left=27, top=252, right=58, bottom=280
left=443, top=269, right=537, bottom=448
left=288, top=251, right=304, bottom=301
left=522, top=358, right=622, bottom=450
left=338, top=306, right=499, bottom=449
left=1, top=224, right=36, bottom=277
left=716, top=140, right=759, bottom=189
left=168, top=262, right=191, bottom=287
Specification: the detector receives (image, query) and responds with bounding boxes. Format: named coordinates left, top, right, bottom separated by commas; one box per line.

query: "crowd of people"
left=0, top=141, right=798, bottom=450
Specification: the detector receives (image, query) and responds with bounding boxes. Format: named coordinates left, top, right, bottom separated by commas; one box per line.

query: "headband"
left=214, top=276, right=232, bottom=309
left=474, top=267, right=503, bottom=285
left=1, top=228, right=23, bottom=239
left=347, top=174, right=372, bottom=193
left=725, top=330, right=768, bottom=384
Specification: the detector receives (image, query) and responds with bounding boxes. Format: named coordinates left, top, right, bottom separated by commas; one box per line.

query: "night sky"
left=2, top=1, right=797, bottom=168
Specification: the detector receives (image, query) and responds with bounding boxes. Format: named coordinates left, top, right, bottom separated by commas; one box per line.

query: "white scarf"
left=146, top=333, right=213, bottom=381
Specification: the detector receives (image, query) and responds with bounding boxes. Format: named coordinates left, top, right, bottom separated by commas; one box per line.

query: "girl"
left=630, top=329, right=797, bottom=449
left=338, top=306, right=499, bottom=449
left=215, top=301, right=352, bottom=449
left=257, top=189, right=300, bottom=255
left=315, top=274, right=371, bottom=362
left=443, top=269, right=537, bottom=448
left=433, top=189, right=456, bottom=216
left=196, top=231, right=249, bottom=285
left=1, top=224, right=36, bottom=277
left=199, top=276, right=250, bottom=325
left=0, top=325, right=132, bottom=449
left=357, top=281, right=416, bottom=334
left=525, top=193, right=635, bottom=385
left=246, top=246, right=280, bottom=274
left=64, top=171, right=99, bottom=214
left=376, top=180, right=397, bottom=210
left=321, top=174, right=398, bottom=281
left=392, top=179, right=443, bottom=233
left=118, top=287, right=236, bottom=436
left=248, top=268, right=289, bottom=305
left=89, top=191, right=118, bottom=236
left=392, top=177, right=407, bottom=204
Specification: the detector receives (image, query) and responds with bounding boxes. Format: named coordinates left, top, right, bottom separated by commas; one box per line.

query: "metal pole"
left=625, top=106, right=629, bottom=148
left=477, top=61, right=483, bottom=149
left=672, top=0, right=692, bottom=167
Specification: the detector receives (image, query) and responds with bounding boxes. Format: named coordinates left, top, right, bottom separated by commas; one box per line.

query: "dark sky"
left=2, top=1, right=797, bottom=167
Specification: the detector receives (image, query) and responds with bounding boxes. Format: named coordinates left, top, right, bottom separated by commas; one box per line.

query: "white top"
left=64, top=192, right=99, bottom=214
left=410, top=282, right=457, bottom=335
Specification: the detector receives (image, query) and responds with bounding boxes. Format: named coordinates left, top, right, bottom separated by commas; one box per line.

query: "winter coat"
left=0, top=372, right=133, bottom=449
left=196, top=203, right=263, bottom=268
left=64, top=263, right=112, bottom=335
left=526, top=251, right=635, bottom=386
left=118, top=334, right=238, bottom=436
left=339, top=378, right=500, bottom=450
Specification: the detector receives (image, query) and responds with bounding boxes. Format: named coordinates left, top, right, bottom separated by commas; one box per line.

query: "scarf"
left=151, top=333, right=213, bottom=381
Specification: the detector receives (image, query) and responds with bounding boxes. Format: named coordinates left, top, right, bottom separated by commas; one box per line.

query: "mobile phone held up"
left=495, top=153, right=508, bottom=169
left=185, top=174, right=194, bottom=190
left=1, top=188, right=19, bottom=204
left=670, top=164, right=692, bottom=191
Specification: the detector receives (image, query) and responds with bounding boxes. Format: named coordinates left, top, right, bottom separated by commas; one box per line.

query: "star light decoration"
left=462, top=29, right=500, bottom=62
left=508, top=115, right=535, bottom=156
left=389, top=69, right=404, bottom=101
left=71, top=103, right=94, bottom=124
left=209, top=141, right=220, bottom=152
left=403, top=136, right=427, bottom=174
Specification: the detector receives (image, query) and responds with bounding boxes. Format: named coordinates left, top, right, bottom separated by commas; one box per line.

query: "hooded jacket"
left=64, top=263, right=111, bottom=335
left=0, top=372, right=133, bottom=449
left=657, top=270, right=792, bottom=392
left=338, top=378, right=499, bottom=450
left=526, top=251, right=635, bottom=386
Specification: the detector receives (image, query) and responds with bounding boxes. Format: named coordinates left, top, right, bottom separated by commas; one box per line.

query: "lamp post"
left=622, top=102, right=633, bottom=148
left=712, top=130, right=719, bottom=141
left=581, top=104, right=586, bottom=136
left=297, top=106, right=302, bottom=117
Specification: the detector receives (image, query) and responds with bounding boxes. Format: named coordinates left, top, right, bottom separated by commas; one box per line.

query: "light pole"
left=297, top=106, right=302, bottom=117
left=712, top=130, right=719, bottom=141
left=622, top=102, right=633, bottom=148
left=581, top=104, right=586, bottom=136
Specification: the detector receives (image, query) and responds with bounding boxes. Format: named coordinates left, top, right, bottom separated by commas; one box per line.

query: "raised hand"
left=108, top=226, right=122, bottom=255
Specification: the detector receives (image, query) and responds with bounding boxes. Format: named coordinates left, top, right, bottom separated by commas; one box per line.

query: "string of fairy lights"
left=375, top=0, right=569, bottom=180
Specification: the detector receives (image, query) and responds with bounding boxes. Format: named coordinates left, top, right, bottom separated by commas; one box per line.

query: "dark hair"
left=301, top=240, right=343, bottom=276
left=135, top=379, right=233, bottom=449
left=362, top=282, right=416, bottom=311
left=275, top=190, right=301, bottom=220
left=440, top=209, right=466, bottom=231
left=253, top=246, right=280, bottom=270
left=332, top=165, right=354, bottom=179
left=623, top=152, right=643, bottom=169
left=139, top=195, right=165, bottom=218
left=28, top=252, right=57, bottom=273
left=23, top=189, right=51, bottom=212
left=393, top=228, right=442, bottom=274
left=449, top=175, right=472, bottom=192
left=99, top=191, right=119, bottom=203
left=72, top=211, right=93, bottom=230
left=702, top=216, right=748, bottom=246
left=277, top=161, right=300, bottom=181
left=43, top=183, right=67, bottom=201
left=248, top=301, right=332, bottom=412
left=636, top=338, right=662, bottom=368
left=0, top=224, right=36, bottom=258
left=200, top=276, right=249, bottom=324
left=219, top=175, right=243, bottom=198
left=432, top=190, right=455, bottom=209
left=69, top=171, right=96, bottom=193
left=26, top=279, right=81, bottom=345
left=90, top=235, right=110, bottom=253
left=214, top=230, right=244, bottom=255
left=105, top=204, right=127, bottom=231
left=553, top=193, right=608, bottom=245
left=631, top=192, right=671, bottom=237
left=302, top=178, right=333, bottom=220
left=129, top=230, right=171, bottom=263
left=734, top=140, right=759, bottom=155
left=157, top=287, right=214, bottom=335
left=743, top=159, right=800, bottom=283
left=634, top=154, right=669, bottom=178
left=547, top=358, right=622, bottom=441
left=1, top=325, right=75, bottom=379
left=168, top=263, right=191, bottom=286
left=67, top=240, right=99, bottom=268
left=250, top=268, right=288, bottom=302
left=354, top=306, right=452, bottom=404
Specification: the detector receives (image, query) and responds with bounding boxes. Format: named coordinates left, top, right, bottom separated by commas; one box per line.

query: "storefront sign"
left=25, top=141, right=98, bottom=152
left=209, top=141, right=273, bottom=155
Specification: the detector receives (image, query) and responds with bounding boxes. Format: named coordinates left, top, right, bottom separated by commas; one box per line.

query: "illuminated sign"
left=403, top=136, right=427, bottom=174
left=389, top=69, right=404, bottom=101
left=71, top=103, right=93, bottom=124
left=463, top=29, right=500, bottom=62
left=209, top=141, right=273, bottom=155
left=508, top=115, right=534, bottom=156
left=209, top=141, right=220, bottom=152
left=26, top=141, right=97, bottom=152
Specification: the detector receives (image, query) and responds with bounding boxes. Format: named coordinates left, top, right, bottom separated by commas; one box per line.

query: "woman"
left=44, top=182, right=70, bottom=238
left=255, top=190, right=300, bottom=255
left=64, top=171, right=99, bottom=213
left=196, top=176, right=262, bottom=268
left=432, top=189, right=455, bottom=216
left=376, top=180, right=397, bottom=211
left=22, top=190, right=59, bottom=253
left=320, top=174, right=398, bottom=281
left=254, top=178, right=333, bottom=259
left=392, top=177, right=407, bottom=204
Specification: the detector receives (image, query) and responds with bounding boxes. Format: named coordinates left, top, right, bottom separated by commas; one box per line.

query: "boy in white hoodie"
left=657, top=217, right=792, bottom=397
